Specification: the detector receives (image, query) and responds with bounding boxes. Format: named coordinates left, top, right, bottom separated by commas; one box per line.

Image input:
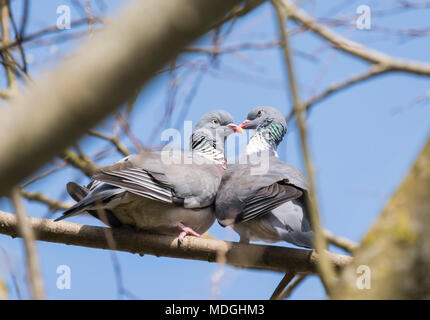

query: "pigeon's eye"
left=211, top=119, right=219, bottom=124
left=257, top=110, right=263, bottom=117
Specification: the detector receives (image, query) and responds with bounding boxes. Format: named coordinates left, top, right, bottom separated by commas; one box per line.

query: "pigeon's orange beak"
left=238, top=120, right=251, bottom=130
left=227, top=123, right=243, bottom=133
left=235, top=125, right=244, bottom=133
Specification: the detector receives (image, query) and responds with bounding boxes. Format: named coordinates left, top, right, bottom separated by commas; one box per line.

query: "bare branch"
left=278, top=274, right=308, bottom=299
left=185, top=42, right=318, bottom=62
left=324, top=229, right=358, bottom=254
left=61, top=149, right=100, bottom=177
left=0, top=245, right=22, bottom=299
left=10, top=188, right=44, bottom=299
left=270, top=272, right=295, bottom=300
left=20, top=163, right=67, bottom=188
left=0, top=0, right=18, bottom=98
left=0, top=17, right=102, bottom=53
left=287, top=65, right=390, bottom=122
left=0, top=0, right=246, bottom=195
left=209, top=0, right=267, bottom=30
left=280, top=0, right=430, bottom=76
left=88, top=130, right=130, bottom=157
left=0, top=211, right=352, bottom=275
left=272, top=0, right=336, bottom=294
left=20, top=189, right=72, bottom=211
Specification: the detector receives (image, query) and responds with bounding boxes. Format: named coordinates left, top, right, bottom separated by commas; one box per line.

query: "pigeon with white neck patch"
left=56, top=110, right=242, bottom=243
left=215, top=106, right=313, bottom=248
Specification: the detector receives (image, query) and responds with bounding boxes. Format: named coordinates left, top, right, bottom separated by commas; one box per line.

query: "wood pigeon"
left=215, top=106, right=314, bottom=248
left=55, top=110, right=241, bottom=242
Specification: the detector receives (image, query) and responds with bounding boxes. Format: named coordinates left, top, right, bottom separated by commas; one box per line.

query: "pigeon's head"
left=194, top=110, right=242, bottom=137
left=239, top=106, right=287, bottom=133
left=191, top=110, right=241, bottom=152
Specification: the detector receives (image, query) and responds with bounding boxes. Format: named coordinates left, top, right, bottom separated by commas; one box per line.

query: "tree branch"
left=0, top=17, right=102, bottom=53
left=286, top=65, right=390, bottom=122
left=0, top=0, right=245, bottom=195
left=0, top=211, right=351, bottom=274
left=61, top=149, right=100, bottom=177
left=88, top=129, right=130, bottom=157
left=10, top=189, right=44, bottom=299
left=334, top=137, right=430, bottom=299
left=278, top=273, right=308, bottom=299
left=270, top=271, right=295, bottom=300
left=280, top=0, right=430, bottom=76
left=0, top=0, right=18, bottom=99
left=209, top=0, right=267, bottom=30
left=324, top=229, right=358, bottom=254
left=272, top=0, right=336, bottom=294
left=20, top=190, right=72, bottom=211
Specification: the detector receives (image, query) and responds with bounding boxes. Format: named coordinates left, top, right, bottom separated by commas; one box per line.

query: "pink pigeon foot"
left=178, top=223, right=204, bottom=244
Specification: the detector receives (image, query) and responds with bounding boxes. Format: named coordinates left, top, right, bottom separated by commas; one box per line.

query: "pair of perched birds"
left=55, top=106, right=313, bottom=248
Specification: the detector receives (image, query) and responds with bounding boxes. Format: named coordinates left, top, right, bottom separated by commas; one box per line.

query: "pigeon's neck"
left=244, top=123, right=285, bottom=157
left=191, top=133, right=226, bottom=167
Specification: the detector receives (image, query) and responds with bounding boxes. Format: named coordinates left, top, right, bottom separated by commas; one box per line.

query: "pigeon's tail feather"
left=54, top=196, right=96, bottom=222
left=66, top=182, right=89, bottom=202
left=55, top=183, right=123, bottom=222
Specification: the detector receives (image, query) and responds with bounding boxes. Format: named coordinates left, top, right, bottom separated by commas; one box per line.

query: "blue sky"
left=0, top=0, right=429, bottom=299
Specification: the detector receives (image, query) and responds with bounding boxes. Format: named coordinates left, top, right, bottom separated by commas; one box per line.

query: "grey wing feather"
left=56, top=183, right=124, bottom=222
left=235, top=182, right=303, bottom=224
left=92, top=151, right=222, bottom=208
left=65, top=182, right=123, bottom=227
left=216, top=156, right=308, bottom=226
left=93, top=167, right=173, bottom=203
left=269, top=157, right=308, bottom=191
left=66, top=182, right=89, bottom=201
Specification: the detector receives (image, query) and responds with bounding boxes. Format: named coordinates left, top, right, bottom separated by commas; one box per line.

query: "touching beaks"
left=227, top=123, right=243, bottom=133
left=239, top=120, right=251, bottom=130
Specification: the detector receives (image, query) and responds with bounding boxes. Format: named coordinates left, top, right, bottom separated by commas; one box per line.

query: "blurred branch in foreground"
left=10, top=189, right=44, bottom=299
left=333, top=137, right=430, bottom=299
left=0, top=0, right=244, bottom=196
left=272, top=0, right=336, bottom=294
left=0, top=276, right=7, bottom=299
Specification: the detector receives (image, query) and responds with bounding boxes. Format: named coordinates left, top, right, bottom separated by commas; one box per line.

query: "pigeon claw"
left=177, top=223, right=204, bottom=244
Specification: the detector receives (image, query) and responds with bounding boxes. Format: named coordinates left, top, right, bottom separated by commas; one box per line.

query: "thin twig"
left=7, top=1, right=27, bottom=73
left=278, top=274, right=308, bottom=299
left=85, top=0, right=94, bottom=37
left=20, top=163, right=67, bottom=188
left=0, top=245, right=22, bottom=299
left=0, top=275, right=6, bottom=299
left=185, top=42, right=317, bottom=62
left=324, top=229, right=358, bottom=254
left=271, top=0, right=336, bottom=295
left=95, top=209, right=139, bottom=299
left=0, top=17, right=102, bottom=53
left=270, top=272, right=295, bottom=300
left=10, top=188, right=45, bottom=299
left=286, top=64, right=390, bottom=122
left=88, top=130, right=130, bottom=157
left=279, top=0, right=430, bottom=76
left=0, top=0, right=18, bottom=98
left=20, top=190, right=72, bottom=211
left=209, top=0, right=267, bottom=31
left=61, top=148, right=100, bottom=177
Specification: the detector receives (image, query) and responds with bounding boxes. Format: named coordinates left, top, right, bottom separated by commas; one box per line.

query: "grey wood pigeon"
left=55, top=110, right=241, bottom=242
left=215, top=106, right=314, bottom=248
